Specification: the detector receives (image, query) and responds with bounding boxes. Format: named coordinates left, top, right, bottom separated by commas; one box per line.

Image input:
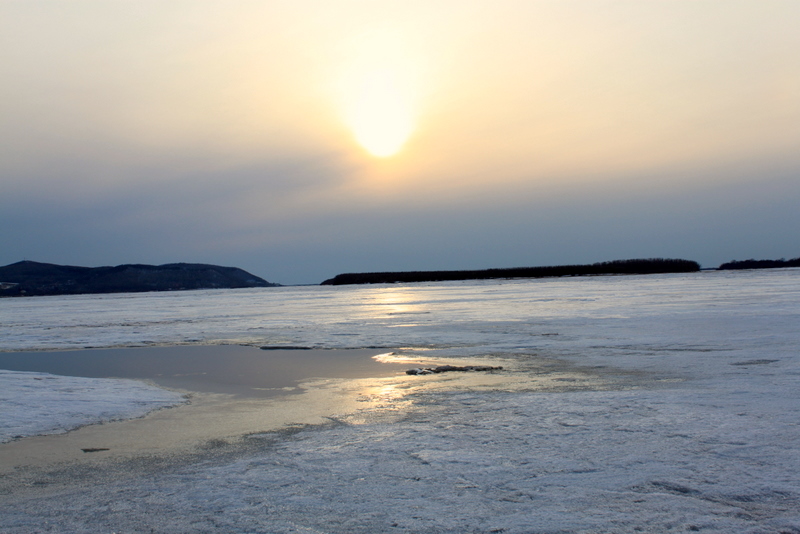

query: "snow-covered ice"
left=1, top=269, right=799, bottom=532
left=0, top=369, right=185, bottom=443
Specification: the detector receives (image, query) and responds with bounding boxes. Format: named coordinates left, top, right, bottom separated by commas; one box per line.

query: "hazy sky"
left=2, top=1, right=799, bottom=284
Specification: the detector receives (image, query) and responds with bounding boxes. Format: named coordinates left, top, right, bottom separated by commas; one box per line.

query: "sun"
left=346, top=68, right=414, bottom=157
left=338, top=30, right=421, bottom=158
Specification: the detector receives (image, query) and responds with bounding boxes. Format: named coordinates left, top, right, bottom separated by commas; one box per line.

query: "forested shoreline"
left=718, top=257, right=800, bottom=270
left=321, top=258, right=700, bottom=285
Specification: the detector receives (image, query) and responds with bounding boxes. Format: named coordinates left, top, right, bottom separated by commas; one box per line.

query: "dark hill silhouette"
left=321, top=258, right=700, bottom=285
left=0, top=261, right=277, bottom=296
left=718, top=257, right=800, bottom=270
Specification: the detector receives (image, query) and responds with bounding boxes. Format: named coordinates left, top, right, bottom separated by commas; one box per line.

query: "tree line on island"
left=717, top=257, right=800, bottom=270
left=321, top=258, right=701, bottom=285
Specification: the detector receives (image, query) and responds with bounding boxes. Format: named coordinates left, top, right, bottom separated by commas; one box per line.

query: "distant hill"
left=321, top=258, right=701, bottom=285
left=0, top=261, right=278, bottom=297
left=718, top=257, right=800, bottom=270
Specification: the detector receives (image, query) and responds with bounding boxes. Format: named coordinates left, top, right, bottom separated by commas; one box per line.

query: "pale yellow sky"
left=1, top=1, right=799, bottom=282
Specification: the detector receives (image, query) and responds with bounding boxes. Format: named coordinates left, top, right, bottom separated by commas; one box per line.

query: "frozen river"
left=1, top=269, right=799, bottom=532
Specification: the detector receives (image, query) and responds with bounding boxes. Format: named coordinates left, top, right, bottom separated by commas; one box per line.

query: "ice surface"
left=1, top=375, right=798, bottom=532
left=0, top=370, right=185, bottom=443
left=1, top=269, right=799, bottom=532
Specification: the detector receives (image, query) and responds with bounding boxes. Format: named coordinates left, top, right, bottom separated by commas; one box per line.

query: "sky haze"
left=2, top=1, right=799, bottom=284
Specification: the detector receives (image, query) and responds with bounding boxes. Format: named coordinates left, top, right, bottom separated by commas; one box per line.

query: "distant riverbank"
left=718, top=257, right=800, bottom=270
left=322, top=258, right=700, bottom=285
left=0, top=261, right=277, bottom=297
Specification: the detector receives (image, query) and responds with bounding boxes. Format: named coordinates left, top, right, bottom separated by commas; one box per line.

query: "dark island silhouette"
left=0, top=261, right=277, bottom=297
left=321, top=258, right=701, bottom=285
left=718, top=257, right=800, bottom=270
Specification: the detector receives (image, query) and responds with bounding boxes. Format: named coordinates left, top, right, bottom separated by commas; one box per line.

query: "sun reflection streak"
left=372, top=351, right=418, bottom=364
left=369, top=288, right=426, bottom=317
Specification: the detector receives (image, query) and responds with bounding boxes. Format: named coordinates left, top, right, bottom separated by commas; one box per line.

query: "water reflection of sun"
left=370, top=288, right=424, bottom=317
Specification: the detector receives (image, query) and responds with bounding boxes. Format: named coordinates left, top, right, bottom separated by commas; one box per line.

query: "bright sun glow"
left=349, top=69, right=414, bottom=157
left=339, top=31, right=420, bottom=159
